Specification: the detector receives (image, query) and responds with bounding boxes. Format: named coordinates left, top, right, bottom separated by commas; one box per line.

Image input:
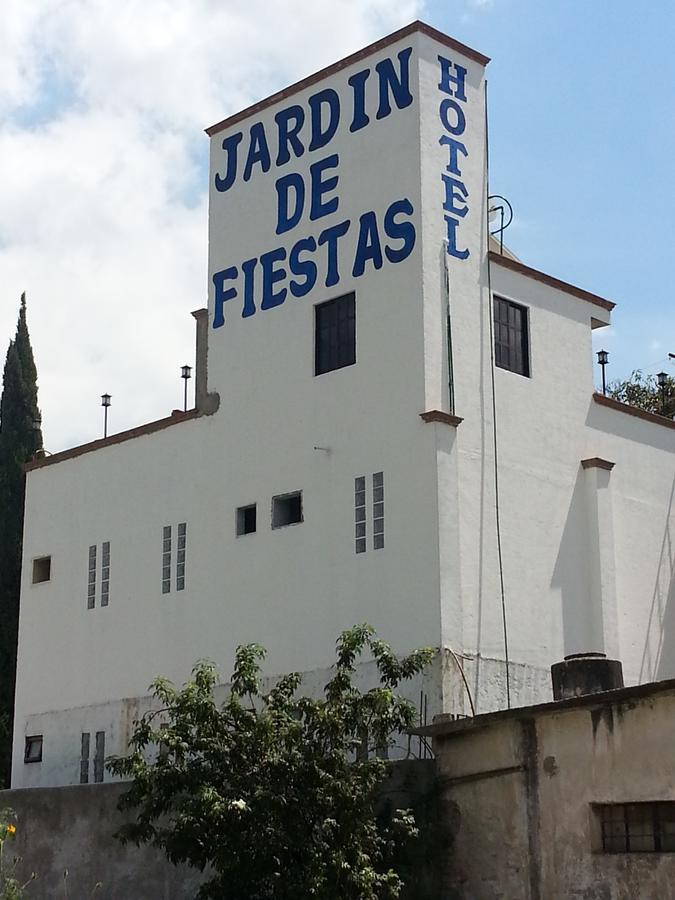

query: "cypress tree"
left=0, top=293, right=42, bottom=786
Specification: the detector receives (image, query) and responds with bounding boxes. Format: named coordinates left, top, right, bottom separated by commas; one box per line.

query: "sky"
left=1, top=0, right=673, bottom=452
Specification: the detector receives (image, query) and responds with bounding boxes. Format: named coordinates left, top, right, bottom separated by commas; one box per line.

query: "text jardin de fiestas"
left=211, top=47, right=472, bottom=327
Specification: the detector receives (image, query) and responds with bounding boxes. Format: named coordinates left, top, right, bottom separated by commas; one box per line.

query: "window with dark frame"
left=24, top=735, right=43, bottom=763
left=32, top=556, right=51, bottom=584
left=272, top=492, right=303, bottom=528
left=80, top=732, right=90, bottom=784
left=372, top=472, right=384, bottom=550
left=315, top=292, right=356, bottom=376
left=94, top=731, right=105, bottom=783
left=236, top=504, right=257, bottom=536
left=597, top=802, right=675, bottom=853
left=354, top=477, right=366, bottom=554
left=494, top=296, right=530, bottom=377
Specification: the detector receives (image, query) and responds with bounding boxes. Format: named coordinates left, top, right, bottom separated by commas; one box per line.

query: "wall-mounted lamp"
left=181, top=365, right=192, bottom=412
left=101, top=393, right=111, bottom=438
left=596, top=350, right=609, bottom=396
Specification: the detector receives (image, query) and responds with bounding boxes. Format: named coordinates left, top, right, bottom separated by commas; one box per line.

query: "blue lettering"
left=243, top=122, right=271, bottom=182
left=375, top=47, right=413, bottom=120
left=241, top=257, right=257, bottom=318
left=439, top=136, right=468, bottom=176
left=212, top=266, right=238, bottom=328
left=437, top=56, right=467, bottom=102
left=310, top=154, right=339, bottom=222
left=348, top=69, right=370, bottom=132
left=260, top=247, right=287, bottom=309
left=352, top=211, right=383, bottom=277
left=275, top=105, right=305, bottom=166
left=383, top=198, right=416, bottom=264
left=439, top=98, right=466, bottom=136
left=289, top=237, right=318, bottom=298
left=445, top=216, right=469, bottom=260
left=308, top=89, right=340, bottom=152
left=318, top=219, right=350, bottom=287
left=214, top=133, right=243, bottom=192
left=441, top=175, right=469, bottom=218
left=275, top=173, right=305, bottom=235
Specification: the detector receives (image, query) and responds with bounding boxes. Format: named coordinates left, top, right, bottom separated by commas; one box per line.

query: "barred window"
left=101, top=542, right=110, bottom=607
left=176, top=522, right=186, bottom=592
left=355, top=476, right=366, bottom=554
left=162, top=526, right=172, bottom=594
left=373, top=472, right=384, bottom=550
left=87, top=545, right=96, bottom=609
left=597, top=803, right=675, bottom=853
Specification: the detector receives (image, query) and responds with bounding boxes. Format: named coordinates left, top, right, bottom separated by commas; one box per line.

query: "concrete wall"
left=432, top=682, right=675, bottom=899
left=0, top=761, right=436, bottom=900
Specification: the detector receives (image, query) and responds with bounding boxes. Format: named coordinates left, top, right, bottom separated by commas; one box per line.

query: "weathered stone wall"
left=432, top=682, right=675, bottom=900
left=0, top=761, right=437, bottom=899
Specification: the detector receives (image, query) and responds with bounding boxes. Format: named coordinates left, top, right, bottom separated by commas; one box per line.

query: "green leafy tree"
left=0, top=295, right=42, bottom=786
left=108, top=625, right=435, bottom=900
left=608, top=369, right=675, bottom=418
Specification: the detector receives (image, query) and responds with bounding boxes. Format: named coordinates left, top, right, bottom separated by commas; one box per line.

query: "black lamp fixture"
left=596, top=350, right=609, bottom=395
left=101, top=393, right=111, bottom=438
left=657, top=371, right=669, bottom=415
left=181, top=365, right=192, bottom=412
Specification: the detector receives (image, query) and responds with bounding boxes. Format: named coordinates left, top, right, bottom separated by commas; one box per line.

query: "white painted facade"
left=12, top=23, right=675, bottom=788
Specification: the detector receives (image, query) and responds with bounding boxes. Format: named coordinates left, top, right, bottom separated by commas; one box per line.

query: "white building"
left=12, top=21, right=675, bottom=788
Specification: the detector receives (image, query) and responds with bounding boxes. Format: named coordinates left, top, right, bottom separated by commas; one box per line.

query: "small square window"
left=315, top=292, right=356, bottom=376
left=32, top=556, right=51, bottom=584
left=272, top=492, right=303, bottom=528
left=24, top=734, right=43, bottom=763
left=237, top=504, right=257, bottom=536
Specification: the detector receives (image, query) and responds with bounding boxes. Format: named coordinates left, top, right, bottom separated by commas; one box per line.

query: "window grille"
left=162, top=526, right=172, bottom=594
left=373, top=472, right=384, bottom=550
left=355, top=476, right=366, bottom=553
left=87, top=546, right=96, bottom=609
left=176, top=523, right=186, bottom=591
left=101, top=542, right=110, bottom=607
left=597, top=803, right=675, bottom=853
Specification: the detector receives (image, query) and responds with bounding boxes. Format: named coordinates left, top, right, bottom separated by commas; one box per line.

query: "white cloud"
left=0, top=0, right=422, bottom=451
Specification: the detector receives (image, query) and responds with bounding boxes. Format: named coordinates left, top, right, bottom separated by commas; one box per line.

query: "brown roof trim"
left=420, top=410, right=463, bottom=427
left=488, top=251, right=615, bottom=312
left=25, top=409, right=200, bottom=472
left=581, top=457, right=615, bottom=471
left=206, top=21, right=490, bottom=137
left=417, top=677, right=675, bottom=739
left=593, top=392, right=675, bottom=431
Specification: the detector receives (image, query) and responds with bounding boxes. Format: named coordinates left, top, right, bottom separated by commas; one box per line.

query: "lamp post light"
left=181, top=365, right=192, bottom=412
left=101, top=393, right=111, bottom=438
left=596, top=350, right=609, bottom=396
left=657, top=371, right=669, bottom=415
left=31, top=413, right=43, bottom=456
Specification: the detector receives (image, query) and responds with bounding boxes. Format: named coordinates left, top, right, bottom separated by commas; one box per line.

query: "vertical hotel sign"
left=437, top=56, right=470, bottom=260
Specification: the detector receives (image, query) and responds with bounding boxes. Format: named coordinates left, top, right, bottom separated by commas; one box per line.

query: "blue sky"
left=428, top=0, right=675, bottom=382
left=0, top=0, right=672, bottom=450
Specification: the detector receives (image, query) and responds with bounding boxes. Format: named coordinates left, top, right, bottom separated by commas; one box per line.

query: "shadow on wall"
left=551, top=471, right=594, bottom=658
left=640, top=473, right=675, bottom=681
